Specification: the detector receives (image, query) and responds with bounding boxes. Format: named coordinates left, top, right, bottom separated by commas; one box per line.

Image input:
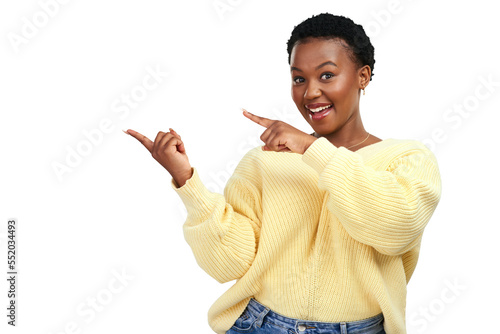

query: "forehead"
left=290, top=38, right=353, bottom=68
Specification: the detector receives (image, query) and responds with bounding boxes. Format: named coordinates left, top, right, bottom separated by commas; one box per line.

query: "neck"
left=313, top=113, right=369, bottom=149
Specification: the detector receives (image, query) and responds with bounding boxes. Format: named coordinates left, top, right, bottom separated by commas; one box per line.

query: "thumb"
left=169, top=128, right=185, bottom=153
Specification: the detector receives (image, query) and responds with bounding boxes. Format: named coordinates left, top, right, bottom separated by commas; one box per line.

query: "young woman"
left=124, top=13, right=442, bottom=334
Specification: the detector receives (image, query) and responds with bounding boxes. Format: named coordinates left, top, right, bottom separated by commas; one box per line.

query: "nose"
left=304, top=80, right=322, bottom=100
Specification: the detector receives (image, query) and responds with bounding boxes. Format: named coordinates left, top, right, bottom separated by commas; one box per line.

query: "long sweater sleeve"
left=302, top=137, right=442, bottom=256
left=170, top=160, right=262, bottom=284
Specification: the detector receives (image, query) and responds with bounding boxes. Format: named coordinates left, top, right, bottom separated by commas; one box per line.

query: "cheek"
left=328, top=79, right=357, bottom=103
left=291, top=87, right=302, bottom=103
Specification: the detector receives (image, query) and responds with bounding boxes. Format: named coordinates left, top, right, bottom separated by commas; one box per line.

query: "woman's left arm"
left=302, top=137, right=442, bottom=256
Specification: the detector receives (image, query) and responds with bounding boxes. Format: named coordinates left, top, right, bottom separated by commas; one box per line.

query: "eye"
left=293, top=76, right=304, bottom=84
left=321, top=72, right=334, bottom=80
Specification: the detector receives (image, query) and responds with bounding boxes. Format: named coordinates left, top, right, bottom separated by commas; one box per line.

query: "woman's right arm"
left=171, top=165, right=262, bottom=284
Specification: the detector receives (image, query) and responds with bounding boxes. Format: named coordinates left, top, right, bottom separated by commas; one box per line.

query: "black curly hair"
left=287, top=13, right=375, bottom=81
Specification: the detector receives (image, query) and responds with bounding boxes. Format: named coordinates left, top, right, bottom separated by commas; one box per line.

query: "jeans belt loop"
left=340, top=322, right=347, bottom=334
left=255, top=306, right=270, bottom=328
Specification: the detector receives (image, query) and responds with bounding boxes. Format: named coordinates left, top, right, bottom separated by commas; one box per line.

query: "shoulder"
left=228, top=145, right=264, bottom=185
left=381, top=139, right=441, bottom=174
left=367, top=138, right=439, bottom=171
left=239, top=145, right=264, bottom=165
left=383, top=138, right=435, bottom=157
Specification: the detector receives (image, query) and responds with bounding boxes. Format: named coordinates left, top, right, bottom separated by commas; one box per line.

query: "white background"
left=1, top=0, right=499, bottom=333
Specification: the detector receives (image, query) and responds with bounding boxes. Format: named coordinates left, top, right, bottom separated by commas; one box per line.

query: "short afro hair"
left=287, top=13, right=375, bottom=81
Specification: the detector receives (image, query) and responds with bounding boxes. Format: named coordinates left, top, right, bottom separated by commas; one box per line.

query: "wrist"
left=173, top=167, right=193, bottom=188
left=303, top=136, right=317, bottom=154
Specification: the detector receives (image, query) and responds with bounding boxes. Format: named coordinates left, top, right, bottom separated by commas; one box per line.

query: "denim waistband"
left=245, top=297, right=384, bottom=333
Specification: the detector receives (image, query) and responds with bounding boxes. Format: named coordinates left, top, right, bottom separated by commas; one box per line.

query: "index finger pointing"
left=125, top=129, right=154, bottom=153
left=242, top=108, right=273, bottom=128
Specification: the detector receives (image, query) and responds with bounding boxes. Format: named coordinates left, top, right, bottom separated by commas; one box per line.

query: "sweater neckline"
left=309, top=134, right=397, bottom=154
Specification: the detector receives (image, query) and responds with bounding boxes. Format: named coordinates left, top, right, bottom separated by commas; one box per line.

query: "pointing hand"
left=242, top=108, right=316, bottom=154
left=124, top=128, right=193, bottom=187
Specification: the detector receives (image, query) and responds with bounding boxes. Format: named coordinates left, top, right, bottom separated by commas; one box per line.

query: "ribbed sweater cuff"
left=302, top=137, right=338, bottom=174
left=170, top=167, right=218, bottom=222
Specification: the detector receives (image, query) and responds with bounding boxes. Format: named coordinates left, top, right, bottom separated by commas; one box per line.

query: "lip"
left=308, top=105, right=333, bottom=121
left=305, top=102, right=332, bottom=109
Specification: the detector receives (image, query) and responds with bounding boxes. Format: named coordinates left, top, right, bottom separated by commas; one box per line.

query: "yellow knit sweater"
left=171, top=136, right=442, bottom=334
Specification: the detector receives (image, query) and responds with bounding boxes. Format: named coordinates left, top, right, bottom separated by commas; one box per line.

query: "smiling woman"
left=287, top=14, right=380, bottom=152
left=125, top=12, right=442, bottom=334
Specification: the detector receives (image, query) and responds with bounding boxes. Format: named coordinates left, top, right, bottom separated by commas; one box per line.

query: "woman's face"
left=290, top=37, right=367, bottom=137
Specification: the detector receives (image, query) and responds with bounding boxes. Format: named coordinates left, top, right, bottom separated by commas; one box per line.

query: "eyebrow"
left=290, top=61, right=338, bottom=72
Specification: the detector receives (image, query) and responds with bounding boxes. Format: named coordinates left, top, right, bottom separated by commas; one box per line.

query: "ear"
left=358, top=65, right=371, bottom=90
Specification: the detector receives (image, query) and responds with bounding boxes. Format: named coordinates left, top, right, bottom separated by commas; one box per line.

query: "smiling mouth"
left=307, top=104, right=333, bottom=120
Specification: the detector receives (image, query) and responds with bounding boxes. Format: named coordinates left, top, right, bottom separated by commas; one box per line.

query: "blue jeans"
left=226, top=298, right=386, bottom=334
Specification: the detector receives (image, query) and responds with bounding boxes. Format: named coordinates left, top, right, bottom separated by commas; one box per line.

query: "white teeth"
left=308, top=104, right=332, bottom=113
